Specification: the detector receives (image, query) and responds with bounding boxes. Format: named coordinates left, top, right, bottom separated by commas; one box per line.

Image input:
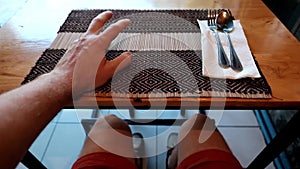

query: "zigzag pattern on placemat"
left=21, top=9, right=272, bottom=98
left=21, top=48, right=271, bottom=98
left=21, top=49, right=66, bottom=85
left=96, top=50, right=271, bottom=98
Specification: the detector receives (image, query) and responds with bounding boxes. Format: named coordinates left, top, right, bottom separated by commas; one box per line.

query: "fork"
left=207, top=9, right=230, bottom=68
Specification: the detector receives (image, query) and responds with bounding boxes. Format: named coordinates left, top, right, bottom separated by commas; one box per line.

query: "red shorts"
left=177, top=149, right=243, bottom=169
left=72, top=152, right=138, bottom=169
left=72, top=149, right=242, bottom=169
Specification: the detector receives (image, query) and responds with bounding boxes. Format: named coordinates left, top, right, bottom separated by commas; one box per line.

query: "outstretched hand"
left=52, top=11, right=132, bottom=97
left=0, top=11, right=133, bottom=168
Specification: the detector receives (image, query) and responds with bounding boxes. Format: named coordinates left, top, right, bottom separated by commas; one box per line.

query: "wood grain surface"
left=0, top=0, right=299, bottom=109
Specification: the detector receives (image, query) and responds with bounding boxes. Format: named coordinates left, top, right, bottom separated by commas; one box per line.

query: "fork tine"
left=207, top=9, right=209, bottom=24
left=227, top=9, right=232, bottom=17
left=216, top=10, right=218, bottom=25
left=210, top=9, right=214, bottom=25
left=207, top=9, right=210, bottom=25
left=211, top=9, right=215, bottom=26
left=226, top=9, right=234, bottom=20
left=210, top=9, right=214, bottom=26
left=214, top=9, right=217, bottom=25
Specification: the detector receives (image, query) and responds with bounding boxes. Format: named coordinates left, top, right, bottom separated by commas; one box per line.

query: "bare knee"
left=177, top=114, right=231, bottom=164
left=91, top=114, right=132, bottom=136
left=179, top=114, right=220, bottom=145
left=180, top=114, right=215, bottom=133
left=80, top=114, right=135, bottom=159
left=104, top=114, right=131, bottom=132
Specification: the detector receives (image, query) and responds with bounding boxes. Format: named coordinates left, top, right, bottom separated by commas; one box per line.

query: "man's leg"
left=78, top=114, right=136, bottom=165
left=177, top=114, right=231, bottom=164
left=167, top=114, right=242, bottom=169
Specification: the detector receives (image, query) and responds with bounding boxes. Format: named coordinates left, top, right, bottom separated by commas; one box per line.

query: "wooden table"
left=0, top=0, right=299, bottom=109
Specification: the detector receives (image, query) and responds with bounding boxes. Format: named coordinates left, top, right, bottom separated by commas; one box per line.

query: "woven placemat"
left=22, top=9, right=272, bottom=98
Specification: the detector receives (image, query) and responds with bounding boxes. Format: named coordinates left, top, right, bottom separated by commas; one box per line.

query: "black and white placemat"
left=22, top=9, right=272, bottom=98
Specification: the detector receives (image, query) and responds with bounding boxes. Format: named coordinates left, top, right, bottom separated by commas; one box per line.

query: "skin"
left=167, top=114, right=232, bottom=169
left=0, top=11, right=132, bottom=168
left=79, top=114, right=137, bottom=165
left=0, top=11, right=237, bottom=169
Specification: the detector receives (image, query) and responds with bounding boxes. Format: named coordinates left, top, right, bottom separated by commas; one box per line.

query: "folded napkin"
left=198, top=20, right=261, bottom=79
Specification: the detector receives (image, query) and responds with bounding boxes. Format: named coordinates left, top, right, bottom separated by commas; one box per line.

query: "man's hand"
left=52, top=11, right=132, bottom=97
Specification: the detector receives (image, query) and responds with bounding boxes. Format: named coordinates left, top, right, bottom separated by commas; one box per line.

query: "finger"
left=103, top=51, right=132, bottom=77
left=98, top=19, right=131, bottom=47
left=86, top=11, right=113, bottom=35
left=109, top=51, right=132, bottom=72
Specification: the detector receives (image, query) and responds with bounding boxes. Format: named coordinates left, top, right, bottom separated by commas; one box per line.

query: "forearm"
left=0, top=72, right=72, bottom=168
left=0, top=11, right=131, bottom=168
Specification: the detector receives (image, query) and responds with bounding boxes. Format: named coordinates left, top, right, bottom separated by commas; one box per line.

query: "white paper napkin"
left=197, top=20, right=261, bottom=79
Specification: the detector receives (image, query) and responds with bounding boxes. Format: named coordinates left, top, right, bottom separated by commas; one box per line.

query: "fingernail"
left=122, top=19, right=131, bottom=24
left=122, top=18, right=131, bottom=22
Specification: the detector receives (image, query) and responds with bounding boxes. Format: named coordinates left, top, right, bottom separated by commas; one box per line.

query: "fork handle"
left=214, top=30, right=230, bottom=68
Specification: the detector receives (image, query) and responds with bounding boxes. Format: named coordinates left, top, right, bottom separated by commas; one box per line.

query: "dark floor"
left=268, top=110, right=300, bottom=169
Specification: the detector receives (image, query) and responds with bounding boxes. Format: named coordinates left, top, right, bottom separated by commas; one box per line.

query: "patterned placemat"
left=21, top=9, right=272, bottom=98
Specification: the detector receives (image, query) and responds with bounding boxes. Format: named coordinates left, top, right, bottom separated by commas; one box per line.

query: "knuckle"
left=72, top=37, right=87, bottom=45
left=110, top=22, right=123, bottom=30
